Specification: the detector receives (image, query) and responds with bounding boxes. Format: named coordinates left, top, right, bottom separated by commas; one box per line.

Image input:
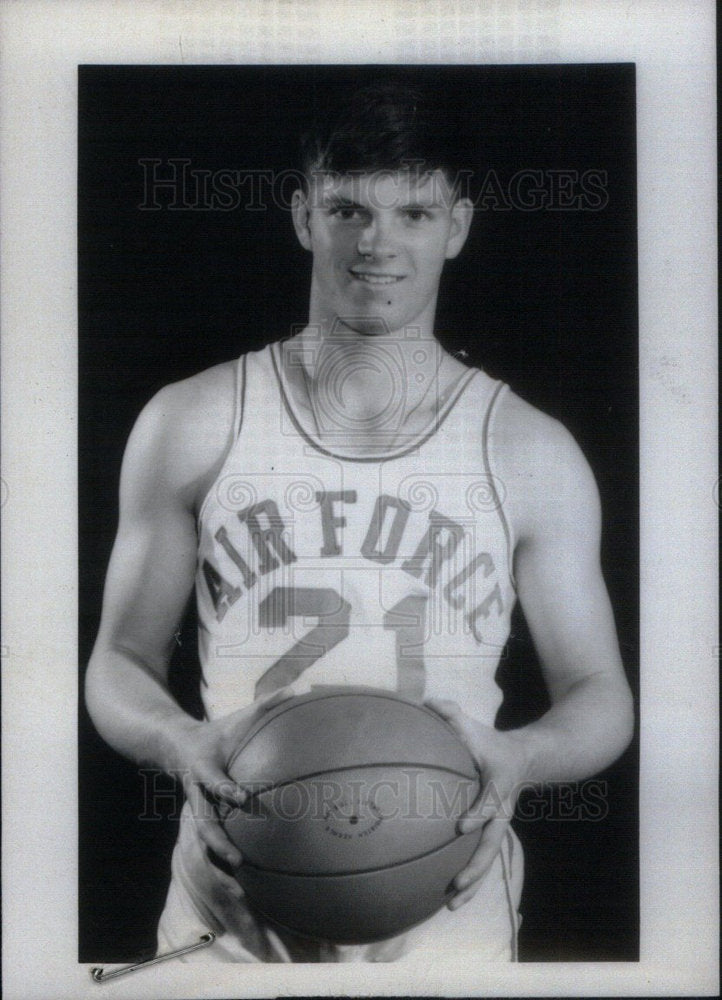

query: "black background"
left=79, top=64, right=638, bottom=963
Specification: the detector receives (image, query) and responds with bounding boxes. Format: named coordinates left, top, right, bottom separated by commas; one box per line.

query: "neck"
left=281, top=324, right=466, bottom=455
left=298, top=324, right=445, bottom=412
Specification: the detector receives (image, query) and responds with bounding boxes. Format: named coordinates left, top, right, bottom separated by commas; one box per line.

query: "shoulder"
left=491, top=388, right=601, bottom=546
left=121, top=359, right=238, bottom=514
left=139, top=360, right=237, bottom=438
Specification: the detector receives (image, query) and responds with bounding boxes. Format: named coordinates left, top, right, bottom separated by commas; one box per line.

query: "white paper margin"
left=1, top=0, right=718, bottom=997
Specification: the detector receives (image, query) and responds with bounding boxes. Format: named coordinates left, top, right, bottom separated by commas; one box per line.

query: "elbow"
left=84, top=649, right=113, bottom=739
left=607, top=677, right=635, bottom=765
left=573, top=669, right=636, bottom=769
left=84, top=653, right=103, bottom=729
left=619, top=683, right=636, bottom=754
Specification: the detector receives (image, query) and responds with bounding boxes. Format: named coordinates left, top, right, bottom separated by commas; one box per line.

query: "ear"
left=291, top=188, right=313, bottom=252
left=445, top=197, right=474, bottom=260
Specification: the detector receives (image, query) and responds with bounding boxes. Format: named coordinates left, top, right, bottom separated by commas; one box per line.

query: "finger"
left=458, top=803, right=498, bottom=833
left=205, top=847, right=247, bottom=902
left=216, top=871, right=245, bottom=902
left=458, top=784, right=510, bottom=830
left=186, top=781, right=243, bottom=869
left=448, top=881, right=482, bottom=911
left=453, top=815, right=509, bottom=894
left=190, top=758, right=247, bottom=807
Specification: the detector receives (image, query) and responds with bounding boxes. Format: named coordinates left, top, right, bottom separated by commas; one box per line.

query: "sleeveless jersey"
left=195, top=342, right=516, bottom=726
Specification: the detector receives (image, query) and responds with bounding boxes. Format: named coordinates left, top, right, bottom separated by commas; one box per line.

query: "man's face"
left=292, top=170, right=473, bottom=336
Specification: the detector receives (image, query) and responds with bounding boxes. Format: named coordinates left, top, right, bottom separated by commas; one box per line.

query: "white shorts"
left=156, top=804, right=523, bottom=964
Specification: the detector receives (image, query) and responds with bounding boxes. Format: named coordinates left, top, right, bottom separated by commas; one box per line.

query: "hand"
left=170, top=687, right=295, bottom=898
left=425, top=699, right=530, bottom=910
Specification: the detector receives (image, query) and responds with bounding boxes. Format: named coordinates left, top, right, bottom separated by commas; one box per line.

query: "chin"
left=345, top=303, right=416, bottom=337
left=331, top=312, right=395, bottom=337
left=353, top=320, right=394, bottom=337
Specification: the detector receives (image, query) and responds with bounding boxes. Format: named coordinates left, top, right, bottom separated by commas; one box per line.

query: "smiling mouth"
left=349, top=270, right=404, bottom=286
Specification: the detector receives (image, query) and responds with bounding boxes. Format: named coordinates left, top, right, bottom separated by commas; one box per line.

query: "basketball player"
left=85, top=83, right=634, bottom=963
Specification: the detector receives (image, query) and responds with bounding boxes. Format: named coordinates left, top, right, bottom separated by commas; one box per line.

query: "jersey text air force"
left=196, top=344, right=516, bottom=725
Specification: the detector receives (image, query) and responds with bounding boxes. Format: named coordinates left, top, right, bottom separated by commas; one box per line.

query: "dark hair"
left=299, top=81, right=470, bottom=193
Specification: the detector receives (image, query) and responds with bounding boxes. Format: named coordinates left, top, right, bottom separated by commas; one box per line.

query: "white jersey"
left=195, top=342, right=516, bottom=723
left=160, top=341, right=523, bottom=963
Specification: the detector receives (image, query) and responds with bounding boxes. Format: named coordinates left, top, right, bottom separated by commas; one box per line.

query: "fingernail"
left=227, top=851, right=241, bottom=867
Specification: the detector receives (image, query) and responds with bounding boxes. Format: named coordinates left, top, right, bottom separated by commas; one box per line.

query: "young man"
left=85, top=82, right=634, bottom=963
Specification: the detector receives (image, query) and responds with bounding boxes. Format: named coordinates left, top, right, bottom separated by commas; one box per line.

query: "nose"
left=356, top=216, right=397, bottom=259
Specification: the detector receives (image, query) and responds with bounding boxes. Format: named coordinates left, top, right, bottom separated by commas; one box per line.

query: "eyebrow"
left=322, top=194, right=442, bottom=211
left=401, top=200, right=442, bottom=210
left=322, top=195, right=366, bottom=209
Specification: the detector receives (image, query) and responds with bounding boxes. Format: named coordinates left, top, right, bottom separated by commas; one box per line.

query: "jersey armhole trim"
left=234, top=352, right=248, bottom=440
left=482, top=381, right=517, bottom=593
left=195, top=354, right=247, bottom=530
left=501, top=829, right=519, bottom=961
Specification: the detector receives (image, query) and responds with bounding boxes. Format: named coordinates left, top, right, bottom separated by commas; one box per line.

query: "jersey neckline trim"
left=269, top=340, right=481, bottom=463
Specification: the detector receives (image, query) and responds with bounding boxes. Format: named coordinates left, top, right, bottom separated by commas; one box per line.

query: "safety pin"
left=90, top=931, right=216, bottom=982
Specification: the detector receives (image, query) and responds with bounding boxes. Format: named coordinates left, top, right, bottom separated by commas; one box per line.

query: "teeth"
left=352, top=273, right=401, bottom=285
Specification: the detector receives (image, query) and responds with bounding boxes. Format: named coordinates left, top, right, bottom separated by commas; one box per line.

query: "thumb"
left=188, top=757, right=246, bottom=807
left=425, top=698, right=462, bottom=723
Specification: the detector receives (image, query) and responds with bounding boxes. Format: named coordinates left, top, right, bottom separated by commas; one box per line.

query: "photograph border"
left=76, top=59, right=640, bottom=968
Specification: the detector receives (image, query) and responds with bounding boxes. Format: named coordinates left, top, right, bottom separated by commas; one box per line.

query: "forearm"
left=511, top=671, right=634, bottom=784
left=85, top=645, right=201, bottom=774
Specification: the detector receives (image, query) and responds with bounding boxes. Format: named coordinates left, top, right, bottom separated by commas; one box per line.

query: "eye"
left=330, top=206, right=366, bottom=222
left=404, top=209, right=430, bottom=222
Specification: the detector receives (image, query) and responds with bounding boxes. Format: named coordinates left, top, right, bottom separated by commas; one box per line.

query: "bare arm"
left=85, top=384, right=202, bottom=770
left=85, top=365, right=291, bottom=878
left=497, top=404, right=633, bottom=779
left=429, top=396, right=634, bottom=906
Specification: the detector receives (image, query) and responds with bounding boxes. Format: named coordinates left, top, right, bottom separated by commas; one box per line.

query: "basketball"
left=223, top=687, right=482, bottom=944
